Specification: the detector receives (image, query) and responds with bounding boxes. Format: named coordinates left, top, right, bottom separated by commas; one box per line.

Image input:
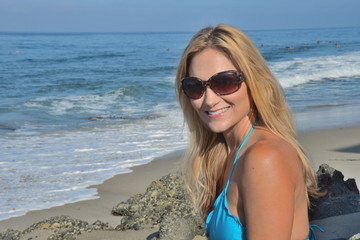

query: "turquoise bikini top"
left=205, top=120, right=256, bottom=240
left=205, top=119, right=323, bottom=240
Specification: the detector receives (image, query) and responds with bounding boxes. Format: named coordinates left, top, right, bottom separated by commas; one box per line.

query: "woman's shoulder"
left=247, top=131, right=297, bottom=160
left=240, top=132, right=300, bottom=186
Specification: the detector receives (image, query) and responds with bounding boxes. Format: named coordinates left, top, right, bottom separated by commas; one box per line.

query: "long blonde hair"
left=175, top=24, right=318, bottom=218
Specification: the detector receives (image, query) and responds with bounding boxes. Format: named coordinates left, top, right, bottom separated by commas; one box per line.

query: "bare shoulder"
left=240, top=133, right=300, bottom=188
left=237, top=132, right=305, bottom=238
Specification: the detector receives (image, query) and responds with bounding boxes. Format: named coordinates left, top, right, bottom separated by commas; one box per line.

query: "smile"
left=206, top=107, right=230, bottom=118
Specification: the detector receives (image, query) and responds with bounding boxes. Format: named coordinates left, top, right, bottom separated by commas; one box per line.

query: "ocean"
left=1, top=27, right=360, bottom=221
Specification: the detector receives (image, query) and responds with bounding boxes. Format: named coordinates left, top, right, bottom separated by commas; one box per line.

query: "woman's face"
left=188, top=48, right=251, bottom=134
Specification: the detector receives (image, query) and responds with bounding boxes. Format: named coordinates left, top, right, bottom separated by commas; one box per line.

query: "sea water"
left=0, top=27, right=359, bottom=220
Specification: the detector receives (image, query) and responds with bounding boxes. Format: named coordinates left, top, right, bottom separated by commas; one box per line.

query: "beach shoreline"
left=0, top=150, right=184, bottom=233
left=293, top=103, right=360, bottom=132
left=1, top=125, right=360, bottom=239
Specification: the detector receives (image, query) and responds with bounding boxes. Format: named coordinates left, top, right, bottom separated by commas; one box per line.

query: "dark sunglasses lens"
left=211, top=72, right=240, bottom=94
left=182, top=78, right=205, bottom=99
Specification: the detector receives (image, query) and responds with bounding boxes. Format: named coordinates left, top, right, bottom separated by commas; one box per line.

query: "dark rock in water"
left=112, top=171, right=206, bottom=239
left=0, top=127, right=17, bottom=131
left=309, top=164, right=360, bottom=220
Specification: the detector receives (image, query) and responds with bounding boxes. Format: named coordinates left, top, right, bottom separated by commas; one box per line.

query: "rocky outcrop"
left=111, top=171, right=206, bottom=239
left=309, top=164, right=360, bottom=220
left=0, top=216, right=113, bottom=240
left=0, top=229, right=22, bottom=240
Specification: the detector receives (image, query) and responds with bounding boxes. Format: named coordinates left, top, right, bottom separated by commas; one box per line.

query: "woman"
left=175, top=24, right=322, bottom=239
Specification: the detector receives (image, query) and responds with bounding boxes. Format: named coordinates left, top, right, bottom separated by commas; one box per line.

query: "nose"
left=202, top=86, right=220, bottom=107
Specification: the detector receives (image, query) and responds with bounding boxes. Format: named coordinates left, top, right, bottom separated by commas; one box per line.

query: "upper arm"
left=240, top=142, right=297, bottom=240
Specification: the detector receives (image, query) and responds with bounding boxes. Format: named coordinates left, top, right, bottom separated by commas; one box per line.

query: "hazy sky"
left=1, top=0, right=359, bottom=32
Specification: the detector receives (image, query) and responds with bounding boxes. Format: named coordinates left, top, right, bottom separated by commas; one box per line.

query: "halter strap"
left=307, top=224, right=324, bottom=240
left=225, top=119, right=258, bottom=191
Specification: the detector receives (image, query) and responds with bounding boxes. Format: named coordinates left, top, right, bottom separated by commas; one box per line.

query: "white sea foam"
left=22, top=88, right=127, bottom=116
left=0, top=107, right=187, bottom=221
left=74, top=148, right=95, bottom=152
left=270, top=51, right=360, bottom=88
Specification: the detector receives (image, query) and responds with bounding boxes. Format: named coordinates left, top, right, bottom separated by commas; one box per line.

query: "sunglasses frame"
left=181, top=70, right=245, bottom=99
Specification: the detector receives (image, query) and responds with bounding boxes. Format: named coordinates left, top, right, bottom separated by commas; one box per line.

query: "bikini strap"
left=307, top=224, right=324, bottom=240
left=225, top=118, right=258, bottom=191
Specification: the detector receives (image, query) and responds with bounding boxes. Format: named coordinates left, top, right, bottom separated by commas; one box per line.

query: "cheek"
left=228, top=85, right=251, bottom=110
left=190, top=99, right=202, bottom=112
left=238, top=83, right=250, bottom=102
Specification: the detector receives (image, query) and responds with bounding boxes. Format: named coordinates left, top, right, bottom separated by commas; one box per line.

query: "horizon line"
left=1, top=25, right=359, bottom=34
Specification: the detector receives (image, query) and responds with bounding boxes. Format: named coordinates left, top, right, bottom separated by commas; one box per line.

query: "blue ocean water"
left=1, top=27, right=360, bottom=220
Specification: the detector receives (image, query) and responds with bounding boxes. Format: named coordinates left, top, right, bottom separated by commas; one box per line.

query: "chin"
left=206, top=122, right=230, bottom=133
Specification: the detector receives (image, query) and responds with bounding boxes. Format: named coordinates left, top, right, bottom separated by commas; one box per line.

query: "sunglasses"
left=181, top=70, right=245, bottom=99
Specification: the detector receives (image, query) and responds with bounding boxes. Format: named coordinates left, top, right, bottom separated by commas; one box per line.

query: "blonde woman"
left=176, top=24, right=323, bottom=240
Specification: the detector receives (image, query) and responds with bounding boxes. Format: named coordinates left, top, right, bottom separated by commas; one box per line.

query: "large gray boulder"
left=111, top=171, right=206, bottom=239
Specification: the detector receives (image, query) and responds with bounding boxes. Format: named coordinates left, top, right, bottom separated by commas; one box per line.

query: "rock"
left=192, top=236, right=208, bottom=240
left=309, top=164, right=360, bottom=220
left=158, top=211, right=205, bottom=240
left=0, top=229, right=22, bottom=240
left=349, top=233, right=360, bottom=240
left=112, top=171, right=206, bottom=238
left=0, top=216, right=114, bottom=240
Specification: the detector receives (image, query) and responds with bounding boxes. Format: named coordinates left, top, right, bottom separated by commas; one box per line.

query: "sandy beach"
left=0, top=150, right=184, bottom=239
left=0, top=125, right=359, bottom=239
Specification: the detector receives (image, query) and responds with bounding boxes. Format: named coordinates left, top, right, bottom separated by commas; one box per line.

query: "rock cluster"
left=0, top=229, right=22, bottom=240
left=111, top=171, right=206, bottom=239
left=309, top=164, right=360, bottom=220
left=0, top=216, right=113, bottom=240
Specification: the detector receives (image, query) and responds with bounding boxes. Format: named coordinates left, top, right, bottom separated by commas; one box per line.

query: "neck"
left=223, top=116, right=257, bottom=153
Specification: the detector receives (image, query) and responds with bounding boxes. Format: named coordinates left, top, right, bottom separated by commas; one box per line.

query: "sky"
left=0, top=0, right=359, bottom=32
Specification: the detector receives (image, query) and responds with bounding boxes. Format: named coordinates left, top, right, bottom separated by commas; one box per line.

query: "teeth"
left=207, top=107, right=229, bottom=115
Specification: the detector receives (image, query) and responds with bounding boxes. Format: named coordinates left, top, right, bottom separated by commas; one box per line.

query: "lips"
left=206, top=107, right=230, bottom=118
